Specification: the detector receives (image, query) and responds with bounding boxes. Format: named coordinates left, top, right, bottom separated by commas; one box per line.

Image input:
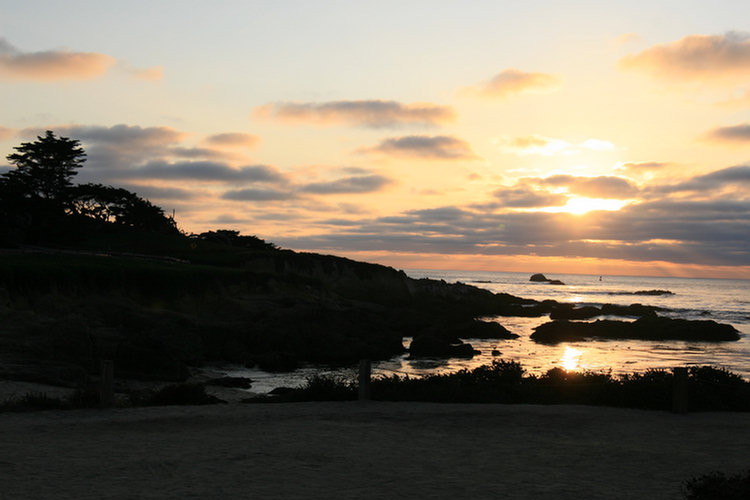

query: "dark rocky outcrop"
left=600, top=303, right=664, bottom=317
left=549, top=304, right=602, bottom=320
left=205, top=376, right=253, bottom=389
left=0, top=241, right=725, bottom=387
left=0, top=248, right=540, bottom=383
left=550, top=302, right=666, bottom=320
left=408, top=335, right=480, bottom=359
left=531, top=316, right=741, bottom=344
left=452, top=320, right=519, bottom=339
left=529, top=273, right=565, bottom=285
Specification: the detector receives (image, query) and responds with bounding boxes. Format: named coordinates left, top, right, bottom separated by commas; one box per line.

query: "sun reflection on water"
left=561, top=346, right=583, bottom=371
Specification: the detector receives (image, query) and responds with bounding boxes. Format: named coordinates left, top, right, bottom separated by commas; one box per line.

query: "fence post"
left=99, top=360, right=114, bottom=408
left=672, top=367, right=688, bottom=414
left=358, top=359, right=371, bottom=401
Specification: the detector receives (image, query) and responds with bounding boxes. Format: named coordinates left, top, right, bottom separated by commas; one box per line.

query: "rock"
left=408, top=334, right=480, bottom=359
left=529, top=273, right=565, bottom=285
left=268, top=386, right=295, bottom=396
left=205, top=376, right=253, bottom=389
left=633, top=290, right=674, bottom=296
left=550, top=304, right=601, bottom=320
left=600, top=303, right=662, bottom=317
left=633, top=315, right=740, bottom=342
left=530, top=317, right=740, bottom=344
left=453, top=320, right=519, bottom=339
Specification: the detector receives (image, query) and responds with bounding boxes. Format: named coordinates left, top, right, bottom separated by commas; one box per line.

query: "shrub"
left=296, top=374, right=356, bottom=401
left=684, top=470, right=750, bottom=500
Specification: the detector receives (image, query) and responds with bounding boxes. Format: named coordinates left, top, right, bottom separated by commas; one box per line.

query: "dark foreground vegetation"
left=0, top=382, right=221, bottom=412
left=683, top=469, right=750, bottom=500
left=3, top=360, right=748, bottom=413
left=268, top=360, right=750, bottom=412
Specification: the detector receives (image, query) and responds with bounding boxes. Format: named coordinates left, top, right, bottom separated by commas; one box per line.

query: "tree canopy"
left=4, top=130, right=86, bottom=206
left=1, top=131, right=179, bottom=245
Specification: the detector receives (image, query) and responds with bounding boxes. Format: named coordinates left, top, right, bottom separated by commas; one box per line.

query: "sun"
left=560, top=197, right=629, bottom=215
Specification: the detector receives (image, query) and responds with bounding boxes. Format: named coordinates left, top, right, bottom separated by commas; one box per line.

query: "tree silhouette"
left=1, top=131, right=180, bottom=246
left=4, top=130, right=86, bottom=209
left=70, top=183, right=179, bottom=233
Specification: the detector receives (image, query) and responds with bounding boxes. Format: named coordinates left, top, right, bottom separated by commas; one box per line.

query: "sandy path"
left=1, top=402, right=748, bottom=499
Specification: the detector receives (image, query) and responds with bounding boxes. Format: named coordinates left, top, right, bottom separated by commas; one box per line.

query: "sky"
left=2, top=1, right=750, bottom=278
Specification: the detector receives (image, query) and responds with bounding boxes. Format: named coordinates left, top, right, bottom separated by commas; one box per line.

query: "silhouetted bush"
left=0, top=392, right=68, bottom=412
left=0, top=387, right=100, bottom=412
left=684, top=470, right=750, bottom=500
left=688, top=366, right=750, bottom=411
left=285, top=360, right=750, bottom=410
left=299, top=374, right=356, bottom=401
left=526, top=367, right=618, bottom=406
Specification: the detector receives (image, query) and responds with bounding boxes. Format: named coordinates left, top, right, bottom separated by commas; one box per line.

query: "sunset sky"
left=3, top=1, right=750, bottom=278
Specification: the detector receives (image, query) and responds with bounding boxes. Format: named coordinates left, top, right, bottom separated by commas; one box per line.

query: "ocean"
left=220, top=270, right=750, bottom=393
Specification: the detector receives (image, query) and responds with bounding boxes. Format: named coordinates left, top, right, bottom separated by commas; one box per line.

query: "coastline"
left=2, top=401, right=748, bottom=499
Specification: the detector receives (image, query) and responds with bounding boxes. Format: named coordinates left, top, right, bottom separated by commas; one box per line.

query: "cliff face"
left=242, top=250, right=413, bottom=304
left=0, top=248, right=531, bottom=386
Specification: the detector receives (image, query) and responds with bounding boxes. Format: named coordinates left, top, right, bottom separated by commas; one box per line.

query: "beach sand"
left=1, top=401, right=748, bottom=499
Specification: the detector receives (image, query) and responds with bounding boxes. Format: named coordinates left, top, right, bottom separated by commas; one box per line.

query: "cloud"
left=279, top=196, right=750, bottom=267
left=46, top=124, right=186, bottom=172
left=221, top=187, right=294, bottom=201
left=493, top=186, right=568, bottom=208
left=123, top=161, right=287, bottom=183
left=205, top=132, right=260, bottom=148
left=496, top=135, right=615, bottom=156
left=654, top=165, right=750, bottom=193
left=118, top=184, right=201, bottom=200
left=538, top=175, right=639, bottom=198
left=359, top=135, right=477, bottom=160
left=615, top=161, right=669, bottom=173
left=619, top=32, right=750, bottom=82
left=124, top=65, right=163, bottom=82
left=61, top=124, right=185, bottom=149
left=705, top=123, right=750, bottom=142
left=465, top=68, right=563, bottom=98
left=614, top=32, right=641, bottom=45
left=0, top=126, right=15, bottom=141
left=44, top=124, right=240, bottom=171
left=714, top=90, right=750, bottom=108
left=0, top=37, right=115, bottom=81
left=253, top=100, right=456, bottom=128
left=300, top=174, right=394, bottom=194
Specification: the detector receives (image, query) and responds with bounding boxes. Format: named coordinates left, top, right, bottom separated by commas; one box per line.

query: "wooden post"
left=99, top=360, right=114, bottom=408
left=358, top=359, right=371, bottom=401
left=672, top=367, right=688, bottom=414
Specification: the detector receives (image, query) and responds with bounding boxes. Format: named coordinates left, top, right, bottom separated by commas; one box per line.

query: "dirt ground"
left=1, top=401, right=748, bottom=499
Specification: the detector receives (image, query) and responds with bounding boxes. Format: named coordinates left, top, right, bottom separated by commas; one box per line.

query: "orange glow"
left=323, top=250, right=750, bottom=279
left=561, top=346, right=583, bottom=371
left=547, top=197, right=630, bottom=215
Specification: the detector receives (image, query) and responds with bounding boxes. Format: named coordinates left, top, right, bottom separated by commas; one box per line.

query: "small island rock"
left=530, top=273, right=565, bottom=285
